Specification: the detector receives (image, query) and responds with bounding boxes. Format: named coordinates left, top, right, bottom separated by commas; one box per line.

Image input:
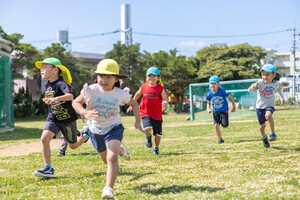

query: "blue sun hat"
left=209, top=75, right=220, bottom=83
left=261, top=64, right=276, bottom=73
left=146, top=66, right=160, bottom=76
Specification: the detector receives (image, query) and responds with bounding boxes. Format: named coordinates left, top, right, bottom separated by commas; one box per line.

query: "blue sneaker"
left=145, top=135, right=152, bottom=148
left=34, top=165, right=54, bottom=178
left=269, top=132, right=277, bottom=141
left=153, top=148, right=160, bottom=155
left=262, top=136, right=270, bottom=148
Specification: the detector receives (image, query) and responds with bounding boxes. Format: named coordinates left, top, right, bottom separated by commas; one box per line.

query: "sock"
left=120, top=148, right=124, bottom=156
left=46, top=164, right=52, bottom=169
left=262, top=135, right=267, bottom=139
left=270, top=132, right=275, bottom=134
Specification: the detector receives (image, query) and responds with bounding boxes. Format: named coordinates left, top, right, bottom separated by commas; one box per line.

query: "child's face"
left=41, top=64, right=58, bottom=80
left=146, top=74, right=159, bottom=86
left=97, top=74, right=119, bottom=91
left=209, top=82, right=220, bottom=93
left=261, top=71, right=276, bottom=83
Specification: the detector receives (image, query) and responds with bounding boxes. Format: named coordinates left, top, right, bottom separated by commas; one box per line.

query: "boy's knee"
left=214, top=123, right=220, bottom=128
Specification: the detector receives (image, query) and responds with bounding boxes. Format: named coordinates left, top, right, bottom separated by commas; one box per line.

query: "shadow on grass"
left=272, top=146, right=300, bottom=151
left=0, top=127, right=41, bottom=141
left=163, top=152, right=224, bottom=156
left=235, top=139, right=261, bottom=143
left=69, top=152, right=99, bottom=156
left=132, top=183, right=225, bottom=195
left=86, top=171, right=154, bottom=181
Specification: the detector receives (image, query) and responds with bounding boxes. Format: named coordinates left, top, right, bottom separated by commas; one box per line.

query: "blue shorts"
left=44, top=120, right=79, bottom=144
left=89, top=124, right=124, bottom=153
left=142, top=116, right=163, bottom=136
left=213, top=111, right=229, bottom=127
left=256, top=107, right=275, bottom=125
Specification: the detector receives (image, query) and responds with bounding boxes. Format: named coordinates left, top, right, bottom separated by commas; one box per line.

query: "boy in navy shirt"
left=206, top=75, right=236, bottom=144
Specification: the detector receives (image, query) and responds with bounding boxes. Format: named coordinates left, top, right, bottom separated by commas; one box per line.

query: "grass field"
left=0, top=107, right=300, bottom=199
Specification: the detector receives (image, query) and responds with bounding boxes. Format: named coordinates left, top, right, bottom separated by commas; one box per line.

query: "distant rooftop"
left=71, top=51, right=104, bottom=63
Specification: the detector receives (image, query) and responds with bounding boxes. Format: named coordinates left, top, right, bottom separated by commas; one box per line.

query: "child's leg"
left=68, top=136, right=88, bottom=149
left=265, top=111, right=275, bottom=133
left=41, top=130, right=55, bottom=165
left=61, top=135, right=68, bottom=152
left=214, top=123, right=222, bottom=139
left=259, top=122, right=266, bottom=137
left=154, top=135, right=161, bottom=149
left=145, top=128, right=152, bottom=137
left=105, top=140, right=121, bottom=189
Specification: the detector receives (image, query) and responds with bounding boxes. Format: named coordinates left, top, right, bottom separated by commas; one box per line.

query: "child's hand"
left=42, top=97, right=58, bottom=105
left=207, top=109, right=212, bottom=114
left=281, top=99, right=285, bottom=106
left=231, top=107, right=236, bottom=112
left=126, top=106, right=133, bottom=113
left=83, top=109, right=99, bottom=120
left=134, top=121, right=145, bottom=133
left=253, top=81, right=259, bottom=89
left=162, top=100, right=168, bottom=109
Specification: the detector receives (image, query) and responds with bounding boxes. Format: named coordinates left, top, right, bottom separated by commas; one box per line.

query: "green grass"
left=1, top=107, right=300, bottom=199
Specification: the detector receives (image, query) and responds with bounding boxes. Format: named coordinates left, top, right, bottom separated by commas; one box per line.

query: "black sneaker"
left=82, top=126, right=90, bottom=143
left=153, top=148, right=160, bottom=155
left=269, top=132, right=277, bottom=141
left=262, top=136, right=270, bottom=148
left=217, top=138, right=224, bottom=144
left=145, top=135, right=152, bottom=148
left=34, top=166, right=55, bottom=178
left=57, top=150, right=65, bottom=157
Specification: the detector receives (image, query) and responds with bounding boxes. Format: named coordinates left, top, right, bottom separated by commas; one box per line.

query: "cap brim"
left=95, top=70, right=128, bottom=79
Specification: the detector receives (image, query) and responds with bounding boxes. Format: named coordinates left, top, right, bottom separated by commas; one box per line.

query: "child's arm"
left=276, top=85, right=285, bottom=106
left=42, top=92, right=73, bottom=105
left=248, top=81, right=259, bottom=93
left=227, top=95, right=236, bottom=112
left=207, top=100, right=212, bottom=114
left=161, top=89, right=168, bottom=110
left=127, top=87, right=143, bottom=113
left=72, top=94, right=99, bottom=120
left=127, top=98, right=144, bottom=133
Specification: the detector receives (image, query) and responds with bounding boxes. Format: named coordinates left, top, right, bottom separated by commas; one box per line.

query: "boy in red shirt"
left=128, top=67, right=168, bottom=155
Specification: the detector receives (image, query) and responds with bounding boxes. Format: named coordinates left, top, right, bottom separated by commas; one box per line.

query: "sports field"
left=0, top=107, right=299, bottom=199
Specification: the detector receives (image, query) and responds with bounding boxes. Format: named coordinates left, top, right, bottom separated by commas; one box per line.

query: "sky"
left=1, top=0, right=299, bottom=57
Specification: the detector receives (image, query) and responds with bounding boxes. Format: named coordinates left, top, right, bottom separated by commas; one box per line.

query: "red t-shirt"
left=140, top=84, right=164, bottom=120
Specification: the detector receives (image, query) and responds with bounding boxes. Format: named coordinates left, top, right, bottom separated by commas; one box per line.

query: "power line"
left=133, top=29, right=290, bottom=38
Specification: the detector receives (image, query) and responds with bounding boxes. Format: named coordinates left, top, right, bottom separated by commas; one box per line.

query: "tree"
left=196, top=43, right=265, bottom=82
left=0, top=26, right=40, bottom=78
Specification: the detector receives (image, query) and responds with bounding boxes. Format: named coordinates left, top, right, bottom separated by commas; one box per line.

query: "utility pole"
left=292, top=25, right=296, bottom=101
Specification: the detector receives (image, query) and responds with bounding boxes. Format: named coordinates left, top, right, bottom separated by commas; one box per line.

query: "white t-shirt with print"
left=81, top=83, right=132, bottom=129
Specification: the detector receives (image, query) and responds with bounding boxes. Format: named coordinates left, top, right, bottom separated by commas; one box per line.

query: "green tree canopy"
left=196, top=43, right=265, bottom=82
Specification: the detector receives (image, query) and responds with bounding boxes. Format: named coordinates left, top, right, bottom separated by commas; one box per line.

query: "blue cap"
left=146, top=67, right=160, bottom=76
left=209, top=75, right=220, bottom=83
left=261, top=64, right=276, bottom=73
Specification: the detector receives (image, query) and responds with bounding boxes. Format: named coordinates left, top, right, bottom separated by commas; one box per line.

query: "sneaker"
left=101, top=186, right=114, bottom=199
left=120, top=143, right=131, bottom=161
left=153, top=148, right=160, bottom=155
left=145, top=135, right=152, bottom=148
left=34, top=165, right=55, bottom=178
left=262, top=136, right=270, bottom=148
left=82, top=126, right=90, bottom=143
left=57, top=150, right=65, bottom=157
left=269, top=132, right=277, bottom=141
left=217, top=138, right=224, bottom=144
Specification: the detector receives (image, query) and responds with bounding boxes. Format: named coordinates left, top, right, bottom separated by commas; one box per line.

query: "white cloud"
left=179, top=41, right=207, bottom=48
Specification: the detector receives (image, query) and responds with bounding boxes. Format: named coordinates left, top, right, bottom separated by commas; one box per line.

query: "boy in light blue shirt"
left=206, top=75, right=236, bottom=144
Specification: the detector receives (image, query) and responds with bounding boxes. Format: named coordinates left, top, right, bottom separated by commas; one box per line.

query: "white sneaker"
left=120, top=143, right=131, bottom=161
left=101, top=186, right=114, bottom=199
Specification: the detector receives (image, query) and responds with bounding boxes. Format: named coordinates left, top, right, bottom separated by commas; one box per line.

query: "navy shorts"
left=44, top=120, right=79, bottom=144
left=89, top=124, right=124, bottom=153
left=213, top=111, right=229, bottom=127
left=256, top=107, right=275, bottom=125
left=142, top=116, right=162, bottom=136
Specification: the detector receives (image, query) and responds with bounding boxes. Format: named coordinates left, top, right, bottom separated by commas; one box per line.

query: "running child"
left=127, top=66, right=168, bottom=155
left=34, top=58, right=89, bottom=177
left=248, top=64, right=284, bottom=148
left=72, top=59, right=144, bottom=199
left=206, top=75, right=236, bottom=144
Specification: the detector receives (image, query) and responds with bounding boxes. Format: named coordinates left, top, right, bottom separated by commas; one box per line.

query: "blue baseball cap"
left=146, top=66, right=160, bottom=76
left=209, top=75, right=220, bottom=83
left=261, top=64, right=276, bottom=73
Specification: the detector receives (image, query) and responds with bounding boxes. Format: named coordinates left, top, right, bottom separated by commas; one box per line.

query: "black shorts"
left=213, top=111, right=229, bottom=127
left=44, top=120, right=80, bottom=144
left=256, top=107, right=275, bottom=125
left=142, top=116, right=163, bottom=137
